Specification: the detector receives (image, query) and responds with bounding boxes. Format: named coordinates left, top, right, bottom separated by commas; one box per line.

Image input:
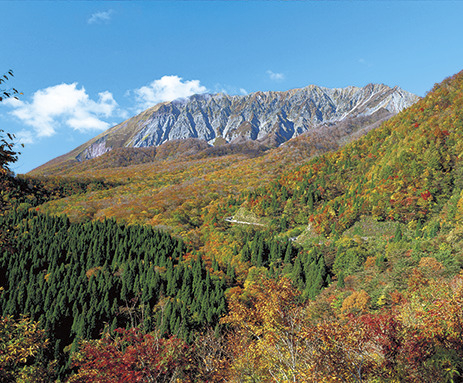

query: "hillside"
left=3, top=70, right=463, bottom=382
left=244, top=70, right=463, bottom=236
left=208, top=69, right=463, bottom=382
left=29, top=83, right=418, bottom=175
left=25, top=109, right=408, bottom=252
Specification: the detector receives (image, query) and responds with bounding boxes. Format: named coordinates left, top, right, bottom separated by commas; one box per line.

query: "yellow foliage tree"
left=341, top=290, right=371, bottom=315
left=221, top=277, right=315, bottom=382
left=0, top=315, right=53, bottom=382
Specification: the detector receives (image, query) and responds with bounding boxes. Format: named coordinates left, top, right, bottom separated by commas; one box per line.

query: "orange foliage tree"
left=222, top=277, right=316, bottom=382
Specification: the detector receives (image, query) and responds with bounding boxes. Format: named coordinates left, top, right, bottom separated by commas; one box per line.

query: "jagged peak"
left=33, top=81, right=419, bottom=172
left=159, top=82, right=413, bottom=111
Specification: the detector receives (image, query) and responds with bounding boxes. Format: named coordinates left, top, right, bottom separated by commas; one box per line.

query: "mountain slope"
left=30, top=83, right=418, bottom=175
left=26, top=99, right=412, bottom=240
left=4, top=70, right=463, bottom=383
left=242, top=70, right=463, bottom=236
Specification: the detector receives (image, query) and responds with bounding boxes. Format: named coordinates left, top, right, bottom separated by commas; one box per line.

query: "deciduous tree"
left=69, top=327, right=190, bottom=383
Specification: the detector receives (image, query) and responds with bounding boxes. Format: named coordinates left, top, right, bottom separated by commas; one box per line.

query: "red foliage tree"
left=69, top=328, right=190, bottom=383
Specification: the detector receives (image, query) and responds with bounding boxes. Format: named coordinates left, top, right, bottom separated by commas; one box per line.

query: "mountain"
left=6, top=70, right=463, bottom=383
left=241, top=70, right=463, bottom=237
left=31, top=83, right=419, bottom=174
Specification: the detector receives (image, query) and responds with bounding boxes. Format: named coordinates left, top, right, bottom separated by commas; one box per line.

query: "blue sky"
left=1, top=1, right=463, bottom=174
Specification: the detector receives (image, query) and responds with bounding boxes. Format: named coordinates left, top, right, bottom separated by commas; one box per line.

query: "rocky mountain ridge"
left=33, top=83, right=420, bottom=169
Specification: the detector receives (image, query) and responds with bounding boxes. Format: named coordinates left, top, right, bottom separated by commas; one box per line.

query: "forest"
left=2, top=70, right=463, bottom=382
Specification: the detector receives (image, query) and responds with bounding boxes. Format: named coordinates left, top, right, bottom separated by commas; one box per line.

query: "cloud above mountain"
left=1, top=75, right=241, bottom=145
left=132, top=76, right=208, bottom=111
left=267, top=70, right=285, bottom=81
left=5, top=83, right=122, bottom=140
left=88, top=10, right=114, bottom=25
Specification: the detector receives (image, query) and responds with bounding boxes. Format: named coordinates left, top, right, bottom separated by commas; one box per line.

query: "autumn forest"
left=2, top=70, right=463, bottom=382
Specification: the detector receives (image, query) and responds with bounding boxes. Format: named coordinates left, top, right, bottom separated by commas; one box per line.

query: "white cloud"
left=6, top=83, right=121, bottom=139
left=212, top=83, right=247, bottom=96
left=88, top=10, right=114, bottom=25
left=132, top=75, right=208, bottom=111
left=267, top=70, right=285, bottom=81
left=15, top=130, right=34, bottom=145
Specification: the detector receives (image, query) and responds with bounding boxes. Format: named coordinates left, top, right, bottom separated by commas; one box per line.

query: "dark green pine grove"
left=0, top=208, right=329, bottom=378
left=0, top=210, right=229, bottom=376
left=240, top=230, right=329, bottom=299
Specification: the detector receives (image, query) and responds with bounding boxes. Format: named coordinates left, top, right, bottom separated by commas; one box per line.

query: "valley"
left=2, top=71, right=463, bottom=382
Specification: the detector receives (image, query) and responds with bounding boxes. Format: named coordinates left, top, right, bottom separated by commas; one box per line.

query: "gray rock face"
left=76, top=137, right=111, bottom=162
left=77, top=83, right=420, bottom=160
